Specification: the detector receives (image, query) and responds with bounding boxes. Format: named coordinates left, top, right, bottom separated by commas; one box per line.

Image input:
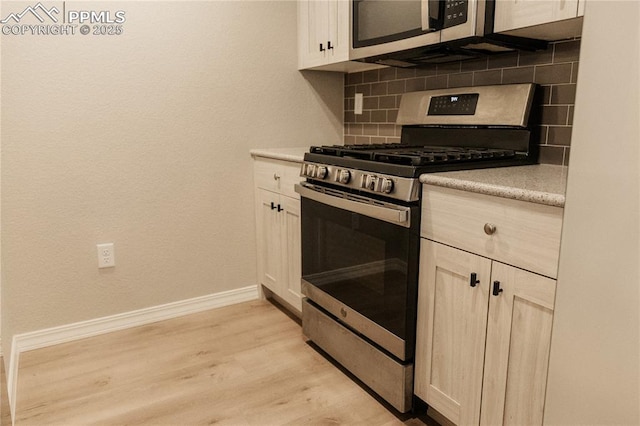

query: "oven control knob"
left=380, top=178, right=394, bottom=194
left=305, top=164, right=316, bottom=178
left=337, top=169, right=351, bottom=184
left=365, top=175, right=377, bottom=191
left=316, top=166, right=328, bottom=179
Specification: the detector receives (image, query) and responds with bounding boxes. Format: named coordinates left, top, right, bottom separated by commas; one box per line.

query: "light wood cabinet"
left=422, top=185, right=563, bottom=279
left=297, top=0, right=384, bottom=72
left=415, top=184, right=562, bottom=426
left=253, top=158, right=302, bottom=313
left=480, top=262, right=555, bottom=426
left=414, top=241, right=491, bottom=426
left=494, top=0, right=584, bottom=41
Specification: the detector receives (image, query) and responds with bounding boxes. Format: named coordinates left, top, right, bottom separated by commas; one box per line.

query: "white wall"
left=544, top=1, right=640, bottom=424
left=0, top=1, right=344, bottom=359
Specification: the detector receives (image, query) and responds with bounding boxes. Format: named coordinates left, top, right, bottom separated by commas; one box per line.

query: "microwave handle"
left=422, top=0, right=444, bottom=31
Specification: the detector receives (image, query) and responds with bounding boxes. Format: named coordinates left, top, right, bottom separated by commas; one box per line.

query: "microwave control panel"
left=443, top=0, right=468, bottom=27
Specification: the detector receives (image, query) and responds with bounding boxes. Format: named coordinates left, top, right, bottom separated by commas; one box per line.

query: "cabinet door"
left=480, top=263, right=556, bottom=426
left=298, top=0, right=384, bottom=71
left=415, top=240, right=492, bottom=425
left=298, top=0, right=329, bottom=69
left=279, top=195, right=302, bottom=312
left=494, top=0, right=580, bottom=33
left=329, top=0, right=350, bottom=62
left=256, top=189, right=282, bottom=294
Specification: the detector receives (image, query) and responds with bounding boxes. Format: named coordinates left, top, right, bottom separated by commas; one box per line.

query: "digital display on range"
left=427, top=93, right=479, bottom=115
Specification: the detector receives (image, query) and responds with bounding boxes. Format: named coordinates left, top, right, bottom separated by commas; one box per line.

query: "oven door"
left=295, top=182, right=420, bottom=362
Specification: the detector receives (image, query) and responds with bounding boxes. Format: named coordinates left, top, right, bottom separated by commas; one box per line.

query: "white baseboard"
left=6, top=285, right=258, bottom=424
left=7, top=342, right=18, bottom=426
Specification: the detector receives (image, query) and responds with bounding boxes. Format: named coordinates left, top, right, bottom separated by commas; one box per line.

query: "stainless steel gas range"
left=295, top=83, right=541, bottom=413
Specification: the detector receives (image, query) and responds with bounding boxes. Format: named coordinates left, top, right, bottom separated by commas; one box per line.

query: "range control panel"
left=300, top=162, right=421, bottom=202
left=428, top=93, right=479, bottom=115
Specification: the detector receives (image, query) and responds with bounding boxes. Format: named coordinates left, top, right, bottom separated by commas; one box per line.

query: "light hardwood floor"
left=12, top=300, right=436, bottom=425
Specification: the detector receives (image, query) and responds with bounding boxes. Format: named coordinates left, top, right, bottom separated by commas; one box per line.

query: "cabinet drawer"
left=422, top=185, right=563, bottom=278
left=253, top=158, right=303, bottom=199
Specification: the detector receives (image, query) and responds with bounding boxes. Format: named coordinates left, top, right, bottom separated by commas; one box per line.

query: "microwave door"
left=422, top=0, right=444, bottom=31
left=350, top=0, right=441, bottom=61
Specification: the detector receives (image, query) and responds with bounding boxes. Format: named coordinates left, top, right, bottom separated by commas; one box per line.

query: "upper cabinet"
left=298, top=0, right=344, bottom=68
left=297, top=0, right=585, bottom=72
left=297, top=0, right=383, bottom=72
left=494, top=0, right=585, bottom=41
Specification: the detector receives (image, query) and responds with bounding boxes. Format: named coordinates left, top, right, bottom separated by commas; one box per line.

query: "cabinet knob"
left=273, top=173, right=280, bottom=180
left=484, top=223, right=497, bottom=235
left=492, top=281, right=504, bottom=296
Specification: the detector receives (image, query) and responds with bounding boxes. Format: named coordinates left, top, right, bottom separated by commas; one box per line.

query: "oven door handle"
left=295, top=183, right=411, bottom=228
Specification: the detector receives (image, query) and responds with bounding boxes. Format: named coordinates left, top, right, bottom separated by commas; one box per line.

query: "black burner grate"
left=309, top=144, right=516, bottom=166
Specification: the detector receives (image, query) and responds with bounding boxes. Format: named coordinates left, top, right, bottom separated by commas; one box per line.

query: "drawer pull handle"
left=273, top=173, right=281, bottom=180
left=492, top=280, right=503, bottom=296
left=470, top=272, right=480, bottom=288
left=484, top=223, right=497, bottom=235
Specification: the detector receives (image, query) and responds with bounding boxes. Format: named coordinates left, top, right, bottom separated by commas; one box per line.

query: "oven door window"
left=301, top=197, right=418, bottom=341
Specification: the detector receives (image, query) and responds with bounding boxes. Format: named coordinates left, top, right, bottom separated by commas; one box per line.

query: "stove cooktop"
left=305, top=143, right=530, bottom=178
left=310, top=144, right=517, bottom=167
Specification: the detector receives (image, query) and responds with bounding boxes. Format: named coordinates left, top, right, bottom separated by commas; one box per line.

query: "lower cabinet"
left=253, top=157, right=303, bottom=313
left=415, top=239, right=556, bottom=426
left=255, top=189, right=302, bottom=312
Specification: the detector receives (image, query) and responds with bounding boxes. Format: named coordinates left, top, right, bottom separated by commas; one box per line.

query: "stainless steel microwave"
left=350, top=0, right=546, bottom=66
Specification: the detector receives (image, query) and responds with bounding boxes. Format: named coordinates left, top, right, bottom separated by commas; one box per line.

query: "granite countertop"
left=250, top=147, right=308, bottom=163
left=420, top=164, right=568, bottom=207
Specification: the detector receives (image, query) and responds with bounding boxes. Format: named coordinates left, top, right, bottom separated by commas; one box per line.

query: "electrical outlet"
left=97, top=243, right=115, bottom=268
left=355, top=93, right=363, bottom=115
